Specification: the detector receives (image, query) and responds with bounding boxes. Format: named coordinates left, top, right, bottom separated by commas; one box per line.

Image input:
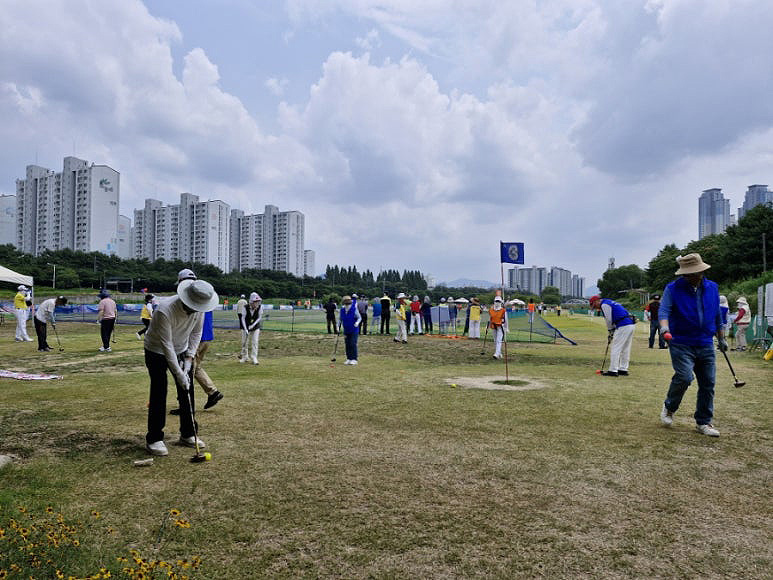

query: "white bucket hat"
left=250, top=292, right=262, bottom=302
left=17, top=285, right=27, bottom=291
left=494, top=296, right=503, bottom=302
left=675, top=253, right=710, bottom=275
left=397, top=292, right=407, bottom=299
left=736, top=296, right=748, bottom=305
left=178, top=279, right=219, bottom=312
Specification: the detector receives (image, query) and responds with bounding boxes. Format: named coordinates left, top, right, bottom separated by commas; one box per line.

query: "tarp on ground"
left=0, top=265, right=33, bottom=287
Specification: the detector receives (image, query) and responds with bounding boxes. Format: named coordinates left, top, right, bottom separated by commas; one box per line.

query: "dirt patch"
left=445, top=376, right=547, bottom=391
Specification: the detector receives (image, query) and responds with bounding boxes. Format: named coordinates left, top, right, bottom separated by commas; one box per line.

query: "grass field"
left=0, top=315, right=770, bottom=578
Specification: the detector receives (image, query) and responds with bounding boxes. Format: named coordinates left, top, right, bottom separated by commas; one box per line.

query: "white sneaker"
left=99, top=346, right=111, bottom=352
left=350, top=360, right=358, bottom=365
left=178, top=436, right=206, bottom=448
left=696, top=424, right=720, bottom=437
left=239, top=357, right=246, bottom=363
left=146, top=441, right=168, bottom=456
left=660, top=405, right=674, bottom=426
left=344, top=360, right=351, bottom=365
left=251, top=358, right=258, bottom=365
left=25, top=338, right=33, bottom=342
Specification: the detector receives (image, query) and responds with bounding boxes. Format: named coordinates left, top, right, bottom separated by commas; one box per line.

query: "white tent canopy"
left=0, top=265, right=33, bottom=287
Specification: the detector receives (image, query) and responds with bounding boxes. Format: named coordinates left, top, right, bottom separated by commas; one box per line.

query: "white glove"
left=182, top=357, right=193, bottom=375
left=176, top=373, right=190, bottom=391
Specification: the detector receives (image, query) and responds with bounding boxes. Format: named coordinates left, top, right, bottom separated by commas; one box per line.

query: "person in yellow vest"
left=468, top=297, right=482, bottom=338
left=14, top=285, right=33, bottom=342
left=393, top=292, right=408, bottom=343
left=488, top=296, right=509, bottom=358
left=137, top=293, right=155, bottom=339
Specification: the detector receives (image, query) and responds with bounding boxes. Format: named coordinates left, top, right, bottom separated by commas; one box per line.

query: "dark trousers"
left=100, top=318, right=116, bottom=348
left=327, top=316, right=338, bottom=334
left=381, top=313, right=391, bottom=334
left=360, top=313, right=368, bottom=335
left=344, top=332, right=358, bottom=361
left=649, top=321, right=665, bottom=348
left=423, top=312, right=433, bottom=333
left=34, top=317, right=49, bottom=350
left=145, top=349, right=196, bottom=445
left=137, top=318, right=150, bottom=336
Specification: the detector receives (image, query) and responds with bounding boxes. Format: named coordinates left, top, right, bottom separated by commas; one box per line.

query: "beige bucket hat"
left=675, top=253, right=710, bottom=275
left=178, top=279, right=219, bottom=312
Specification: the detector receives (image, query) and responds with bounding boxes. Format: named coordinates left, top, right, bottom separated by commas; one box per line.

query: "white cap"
left=18, top=285, right=27, bottom=291
left=397, top=292, right=407, bottom=299
left=494, top=296, right=503, bottom=302
left=352, top=293, right=358, bottom=298
left=177, top=268, right=197, bottom=283
left=250, top=292, right=262, bottom=302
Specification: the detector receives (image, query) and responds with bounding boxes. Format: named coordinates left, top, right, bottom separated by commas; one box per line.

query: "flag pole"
left=500, top=246, right=509, bottom=383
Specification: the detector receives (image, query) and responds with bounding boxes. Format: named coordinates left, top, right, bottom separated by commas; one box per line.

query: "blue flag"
left=500, top=242, right=524, bottom=264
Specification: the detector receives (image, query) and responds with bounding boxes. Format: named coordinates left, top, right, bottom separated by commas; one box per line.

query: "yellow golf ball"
left=451, top=383, right=457, bottom=388
left=203, top=452, right=212, bottom=461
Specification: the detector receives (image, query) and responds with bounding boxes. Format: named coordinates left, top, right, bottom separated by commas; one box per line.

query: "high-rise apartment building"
left=738, top=184, right=772, bottom=220
left=517, top=266, right=547, bottom=295
left=572, top=274, right=585, bottom=299
left=117, top=215, right=132, bottom=259
left=231, top=205, right=306, bottom=277
left=698, top=188, right=730, bottom=239
left=15, top=157, right=120, bottom=256
left=132, top=193, right=230, bottom=271
left=304, top=249, right=315, bottom=278
left=0, top=194, right=16, bottom=245
left=549, top=266, right=572, bottom=297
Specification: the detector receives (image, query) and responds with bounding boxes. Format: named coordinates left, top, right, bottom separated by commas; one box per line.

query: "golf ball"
left=451, top=383, right=457, bottom=387
left=203, top=452, right=212, bottom=461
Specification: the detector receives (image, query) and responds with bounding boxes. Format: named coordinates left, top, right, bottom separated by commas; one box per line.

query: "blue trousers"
left=664, top=342, right=716, bottom=425
left=344, top=332, right=358, bottom=361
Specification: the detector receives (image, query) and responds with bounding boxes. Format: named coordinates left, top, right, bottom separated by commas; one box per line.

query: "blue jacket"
left=372, top=302, right=382, bottom=317
left=663, top=277, right=720, bottom=346
left=201, top=310, right=214, bottom=342
left=340, top=304, right=360, bottom=334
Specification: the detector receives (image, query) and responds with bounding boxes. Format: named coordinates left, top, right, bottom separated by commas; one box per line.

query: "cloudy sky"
left=2, top=0, right=772, bottom=288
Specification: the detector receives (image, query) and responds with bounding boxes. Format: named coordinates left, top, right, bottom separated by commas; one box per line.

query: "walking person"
left=468, top=298, right=482, bottom=338
left=170, top=270, right=223, bottom=415
left=380, top=293, right=392, bottom=334
left=97, top=289, right=117, bottom=352
left=240, top=292, right=263, bottom=364
left=340, top=295, right=362, bottom=365
left=324, top=297, right=338, bottom=334
left=645, top=294, right=666, bottom=349
left=719, top=295, right=730, bottom=348
left=14, top=285, right=33, bottom=342
left=371, top=298, right=382, bottom=333
left=732, top=296, right=751, bottom=351
left=34, top=295, right=68, bottom=352
left=356, top=294, right=369, bottom=335
left=394, top=293, right=408, bottom=343
left=421, top=296, right=433, bottom=334
left=143, top=278, right=218, bottom=456
left=658, top=253, right=726, bottom=437
left=137, top=293, right=155, bottom=339
left=438, top=297, right=449, bottom=334
left=409, top=295, right=423, bottom=335
left=488, top=296, right=508, bottom=358
left=589, top=295, right=636, bottom=376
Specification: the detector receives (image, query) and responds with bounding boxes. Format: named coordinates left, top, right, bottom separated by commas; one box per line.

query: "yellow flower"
left=169, top=509, right=181, bottom=516
left=174, top=519, right=191, bottom=528
left=0, top=569, right=7, bottom=578
left=55, top=570, right=65, bottom=579
left=46, top=507, right=54, bottom=513
left=91, top=510, right=102, bottom=519
left=18, top=506, right=27, bottom=513
left=73, top=539, right=80, bottom=547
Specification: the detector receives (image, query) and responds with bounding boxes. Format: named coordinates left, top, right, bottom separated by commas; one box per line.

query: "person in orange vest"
left=488, top=296, right=509, bottom=359
left=527, top=298, right=536, bottom=324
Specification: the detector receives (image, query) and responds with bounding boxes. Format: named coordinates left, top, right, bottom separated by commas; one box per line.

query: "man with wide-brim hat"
left=394, top=292, right=409, bottom=343
left=143, top=278, right=218, bottom=456
left=731, top=296, right=751, bottom=351
left=658, top=253, right=726, bottom=437
left=13, top=284, right=33, bottom=342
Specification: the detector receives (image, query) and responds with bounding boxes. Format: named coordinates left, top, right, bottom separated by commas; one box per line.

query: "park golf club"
left=595, top=333, right=612, bottom=375
left=330, top=322, right=342, bottom=362
left=52, top=324, right=64, bottom=352
left=179, top=357, right=210, bottom=463
left=480, top=322, right=489, bottom=355
left=720, top=349, right=746, bottom=388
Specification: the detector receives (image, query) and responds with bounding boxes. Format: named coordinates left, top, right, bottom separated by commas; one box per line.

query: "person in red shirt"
left=409, top=295, right=423, bottom=335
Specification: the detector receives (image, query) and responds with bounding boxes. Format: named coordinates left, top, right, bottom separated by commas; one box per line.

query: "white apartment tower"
left=0, top=194, right=16, bottom=245
left=15, top=157, right=120, bottom=256
left=549, top=266, right=573, bottom=297
left=304, top=249, right=316, bottom=278
left=132, top=193, right=230, bottom=271
left=232, top=205, right=306, bottom=277
left=738, top=184, right=772, bottom=220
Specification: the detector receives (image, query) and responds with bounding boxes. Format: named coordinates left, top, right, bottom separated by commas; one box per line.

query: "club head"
left=734, top=380, right=745, bottom=388
left=190, top=453, right=207, bottom=463
left=330, top=357, right=336, bottom=362
left=595, top=370, right=602, bottom=374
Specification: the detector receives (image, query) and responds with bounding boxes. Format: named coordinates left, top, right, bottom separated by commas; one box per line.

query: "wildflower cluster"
left=0, top=505, right=200, bottom=579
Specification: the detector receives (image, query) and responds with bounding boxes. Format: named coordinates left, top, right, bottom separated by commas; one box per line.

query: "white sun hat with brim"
left=736, top=296, right=748, bottom=305
left=178, top=279, right=219, bottom=312
left=250, top=292, right=262, bottom=302
left=455, top=297, right=469, bottom=304
left=17, top=285, right=27, bottom=291
left=396, top=292, right=407, bottom=299
left=494, top=296, right=503, bottom=302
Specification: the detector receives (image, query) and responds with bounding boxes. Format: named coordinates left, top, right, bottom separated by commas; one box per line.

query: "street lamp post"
left=47, top=263, right=57, bottom=289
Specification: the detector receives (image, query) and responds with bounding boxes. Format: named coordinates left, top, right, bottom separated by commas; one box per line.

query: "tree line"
left=597, top=203, right=773, bottom=309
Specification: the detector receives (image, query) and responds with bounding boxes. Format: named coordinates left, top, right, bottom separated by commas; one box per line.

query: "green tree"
left=597, top=264, right=645, bottom=298
left=646, top=243, right=681, bottom=293
left=720, top=203, right=773, bottom=283
left=540, top=285, right=561, bottom=304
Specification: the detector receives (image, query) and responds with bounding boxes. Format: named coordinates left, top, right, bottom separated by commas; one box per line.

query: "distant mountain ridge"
left=438, top=278, right=498, bottom=289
